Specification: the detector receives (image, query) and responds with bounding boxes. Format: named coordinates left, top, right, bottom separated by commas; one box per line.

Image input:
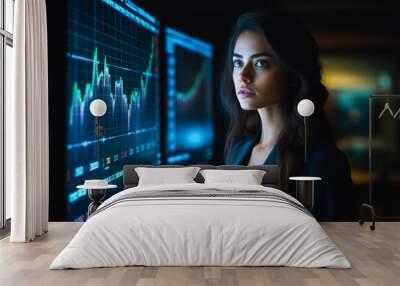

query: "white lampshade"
left=297, top=99, right=315, bottom=117
left=89, top=99, right=107, bottom=117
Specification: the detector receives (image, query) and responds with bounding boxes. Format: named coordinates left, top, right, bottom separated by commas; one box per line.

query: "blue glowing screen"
left=165, top=28, right=214, bottom=164
left=66, top=0, right=161, bottom=221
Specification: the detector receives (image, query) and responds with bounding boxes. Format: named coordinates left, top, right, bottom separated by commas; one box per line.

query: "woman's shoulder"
left=310, top=140, right=346, bottom=160
left=308, top=140, right=352, bottom=177
left=308, top=140, right=355, bottom=221
left=225, top=138, right=247, bottom=165
left=225, top=135, right=258, bottom=164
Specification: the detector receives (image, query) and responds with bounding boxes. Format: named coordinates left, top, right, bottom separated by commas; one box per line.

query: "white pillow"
left=200, top=169, right=266, bottom=185
left=135, top=167, right=201, bottom=186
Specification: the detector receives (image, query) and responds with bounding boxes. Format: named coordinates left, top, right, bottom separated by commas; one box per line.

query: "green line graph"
left=69, top=36, right=156, bottom=126
left=175, top=60, right=210, bottom=103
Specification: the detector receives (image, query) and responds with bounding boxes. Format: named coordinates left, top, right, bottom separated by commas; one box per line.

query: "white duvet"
left=50, top=183, right=351, bottom=269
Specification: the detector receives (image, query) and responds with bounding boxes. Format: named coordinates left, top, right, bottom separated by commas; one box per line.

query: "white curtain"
left=7, top=0, right=49, bottom=242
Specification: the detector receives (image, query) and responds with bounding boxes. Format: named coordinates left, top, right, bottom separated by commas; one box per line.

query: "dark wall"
left=47, top=0, right=68, bottom=221
left=46, top=0, right=400, bottom=220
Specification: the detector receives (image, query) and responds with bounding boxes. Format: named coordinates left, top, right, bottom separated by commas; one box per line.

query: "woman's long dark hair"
left=221, top=12, right=334, bottom=193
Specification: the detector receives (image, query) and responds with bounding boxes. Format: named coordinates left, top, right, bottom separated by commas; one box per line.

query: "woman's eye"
left=232, top=59, right=243, bottom=68
left=255, top=59, right=270, bottom=69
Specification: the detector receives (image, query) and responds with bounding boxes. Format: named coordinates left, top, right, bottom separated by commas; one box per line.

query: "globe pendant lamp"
left=297, top=99, right=315, bottom=173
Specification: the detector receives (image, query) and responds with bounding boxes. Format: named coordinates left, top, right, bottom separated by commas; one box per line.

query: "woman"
left=221, top=12, right=355, bottom=221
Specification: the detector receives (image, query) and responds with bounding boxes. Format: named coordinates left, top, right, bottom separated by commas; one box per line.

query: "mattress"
left=50, top=183, right=351, bottom=269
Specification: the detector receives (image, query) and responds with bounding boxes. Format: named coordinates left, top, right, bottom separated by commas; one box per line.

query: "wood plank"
left=0, top=222, right=399, bottom=286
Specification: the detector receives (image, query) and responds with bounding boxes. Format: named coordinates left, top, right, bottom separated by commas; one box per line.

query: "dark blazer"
left=225, top=135, right=356, bottom=221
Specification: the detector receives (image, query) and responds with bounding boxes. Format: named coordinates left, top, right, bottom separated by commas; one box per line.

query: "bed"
left=50, top=165, right=351, bottom=269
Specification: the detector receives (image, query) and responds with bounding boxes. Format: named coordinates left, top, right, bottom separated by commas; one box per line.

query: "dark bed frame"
left=123, top=165, right=280, bottom=189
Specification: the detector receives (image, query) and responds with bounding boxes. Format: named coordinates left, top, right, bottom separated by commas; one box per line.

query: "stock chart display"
left=66, top=0, right=161, bottom=221
left=165, top=28, right=214, bottom=164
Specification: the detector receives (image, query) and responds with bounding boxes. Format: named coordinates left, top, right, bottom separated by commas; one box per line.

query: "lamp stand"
left=95, top=117, right=106, bottom=166
left=304, top=116, right=308, bottom=176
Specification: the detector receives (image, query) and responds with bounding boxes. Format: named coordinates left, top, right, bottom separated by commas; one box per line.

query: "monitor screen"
left=66, top=0, right=161, bottom=221
left=165, top=27, right=214, bottom=164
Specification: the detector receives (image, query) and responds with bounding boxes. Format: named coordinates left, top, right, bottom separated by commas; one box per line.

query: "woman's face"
left=232, top=31, right=287, bottom=110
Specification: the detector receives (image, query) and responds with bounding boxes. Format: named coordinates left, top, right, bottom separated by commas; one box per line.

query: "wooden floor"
left=0, top=222, right=399, bottom=286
